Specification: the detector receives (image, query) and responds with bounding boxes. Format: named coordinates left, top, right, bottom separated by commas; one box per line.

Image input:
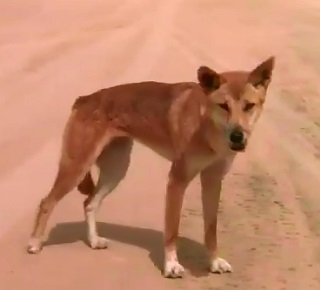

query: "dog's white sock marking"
left=210, top=257, right=232, bottom=273
left=164, top=259, right=185, bottom=278
left=85, top=197, right=109, bottom=249
left=164, top=250, right=185, bottom=278
left=89, top=236, right=109, bottom=249
left=27, top=238, right=42, bottom=254
left=85, top=175, right=118, bottom=249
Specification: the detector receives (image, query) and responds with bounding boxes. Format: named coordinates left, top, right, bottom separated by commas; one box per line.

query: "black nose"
left=229, top=129, right=244, bottom=144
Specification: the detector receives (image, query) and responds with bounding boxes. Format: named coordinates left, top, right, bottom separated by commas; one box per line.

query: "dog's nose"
left=229, top=129, right=244, bottom=144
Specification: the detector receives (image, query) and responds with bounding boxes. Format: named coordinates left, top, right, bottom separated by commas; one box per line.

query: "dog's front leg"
left=200, top=163, right=232, bottom=274
left=163, top=161, right=189, bottom=278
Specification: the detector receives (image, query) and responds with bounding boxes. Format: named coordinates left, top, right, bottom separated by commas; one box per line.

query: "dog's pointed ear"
left=248, top=56, right=275, bottom=88
left=197, top=66, right=225, bottom=91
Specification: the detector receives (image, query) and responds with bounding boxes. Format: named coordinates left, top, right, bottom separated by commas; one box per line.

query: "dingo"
left=27, top=57, right=275, bottom=278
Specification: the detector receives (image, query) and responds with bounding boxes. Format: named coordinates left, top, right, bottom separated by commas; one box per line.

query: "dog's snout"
left=229, top=129, right=244, bottom=144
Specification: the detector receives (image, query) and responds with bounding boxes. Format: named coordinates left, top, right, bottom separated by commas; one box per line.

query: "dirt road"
left=1, top=0, right=320, bottom=289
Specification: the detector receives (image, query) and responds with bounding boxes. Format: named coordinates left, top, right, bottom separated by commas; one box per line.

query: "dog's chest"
left=186, top=154, right=217, bottom=177
left=186, top=153, right=235, bottom=178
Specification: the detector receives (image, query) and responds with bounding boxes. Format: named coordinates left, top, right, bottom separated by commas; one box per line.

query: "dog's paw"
left=210, top=257, right=232, bottom=274
left=164, top=260, right=185, bottom=278
left=89, top=236, right=109, bottom=249
left=27, top=239, right=43, bottom=254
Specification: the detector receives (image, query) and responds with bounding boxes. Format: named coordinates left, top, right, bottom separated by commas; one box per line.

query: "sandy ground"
left=1, top=0, right=320, bottom=289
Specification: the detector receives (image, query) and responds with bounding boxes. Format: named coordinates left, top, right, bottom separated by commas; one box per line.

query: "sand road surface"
left=1, top=0, right=320, bottom=289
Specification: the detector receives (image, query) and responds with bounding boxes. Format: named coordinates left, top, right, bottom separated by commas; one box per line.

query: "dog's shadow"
left=44, top=221, right=209, bottom=278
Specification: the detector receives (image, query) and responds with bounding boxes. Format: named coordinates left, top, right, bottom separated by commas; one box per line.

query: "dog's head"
left=197, top=56, right=275, bottom=152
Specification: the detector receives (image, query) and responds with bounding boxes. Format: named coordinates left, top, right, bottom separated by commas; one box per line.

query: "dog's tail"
left=77, top=171, right=95, bottom=196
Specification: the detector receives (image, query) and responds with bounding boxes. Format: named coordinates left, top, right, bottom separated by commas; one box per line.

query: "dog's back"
left=71, top=81, right=204, bottom=150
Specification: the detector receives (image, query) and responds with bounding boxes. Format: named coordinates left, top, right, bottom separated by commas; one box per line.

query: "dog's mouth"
left=229, top=142, right=246, bottom=152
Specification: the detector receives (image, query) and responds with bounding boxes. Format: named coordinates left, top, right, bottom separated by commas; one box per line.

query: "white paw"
left=89, top=236, right=109, bottom=249
left=27, top=238, right=43, bottom=254
left=164, top=260, right=185, bottom=278
left=210, top=257, right=232, bottom=274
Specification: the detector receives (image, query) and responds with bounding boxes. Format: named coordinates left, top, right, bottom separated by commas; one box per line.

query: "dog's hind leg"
left=83, top=137, right=133, bottom=249
left=27, top=111, right=116, bottom=254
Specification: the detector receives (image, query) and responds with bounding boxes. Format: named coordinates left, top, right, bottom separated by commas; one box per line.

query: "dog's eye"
left=244, top=103, right=255, bottom=112
left=218, top=103, right=229, bottom=112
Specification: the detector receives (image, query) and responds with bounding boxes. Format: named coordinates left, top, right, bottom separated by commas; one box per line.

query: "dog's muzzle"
left=228, top=128, right=246, bottom=152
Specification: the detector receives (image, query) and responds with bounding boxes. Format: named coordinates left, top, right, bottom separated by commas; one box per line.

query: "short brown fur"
left=27, top=57, right=275, bottom=278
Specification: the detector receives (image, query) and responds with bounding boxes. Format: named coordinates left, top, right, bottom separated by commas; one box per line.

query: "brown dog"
left=27, top=57, right=275, bottom=278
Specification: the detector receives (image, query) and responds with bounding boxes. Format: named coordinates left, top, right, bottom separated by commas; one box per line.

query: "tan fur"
left=27, top=57, right=275, bottom=278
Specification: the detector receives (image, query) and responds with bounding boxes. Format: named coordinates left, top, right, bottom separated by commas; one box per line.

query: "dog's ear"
left=248, top=56, right=275, bottom=88
left=197, top=66, right=225, bottom=91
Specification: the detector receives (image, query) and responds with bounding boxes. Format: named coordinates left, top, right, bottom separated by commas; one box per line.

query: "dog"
left=27, top=56, right=275, bottom=278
